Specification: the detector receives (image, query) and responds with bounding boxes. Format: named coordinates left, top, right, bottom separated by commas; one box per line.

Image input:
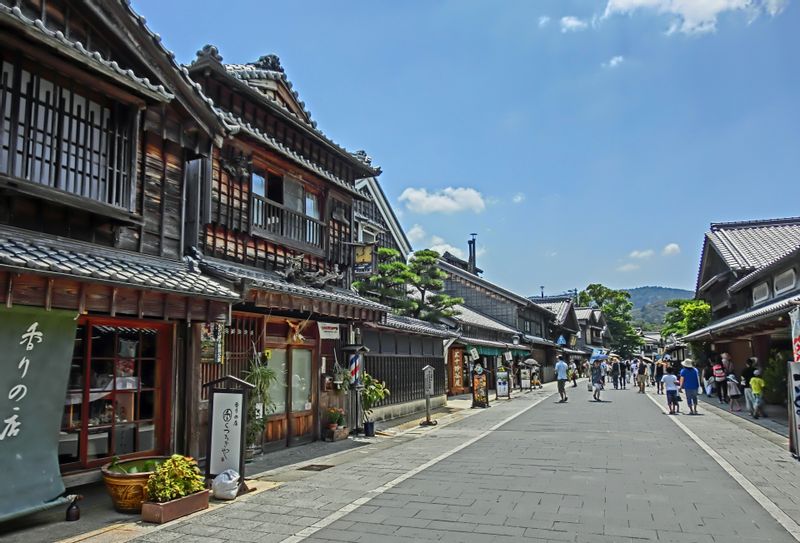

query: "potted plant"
left=101, top=456, right=168, bottom=513
left=243, top=359, right=277, bottom=457
left=326, top=407, right=345, bottom=429
left=332, top=362, right=350, bottom=392
left=141, top=454, right=209, bottom=524
left=360, top=372, right=390, bottom=437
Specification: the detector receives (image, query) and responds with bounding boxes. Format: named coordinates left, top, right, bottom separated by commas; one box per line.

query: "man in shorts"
left=679, top=358, right=700, bottom=415
left=555, top=355, right=569, bottom=403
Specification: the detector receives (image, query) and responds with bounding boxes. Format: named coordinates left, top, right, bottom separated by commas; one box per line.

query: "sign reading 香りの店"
left=0, top=306, right=77, bottom=522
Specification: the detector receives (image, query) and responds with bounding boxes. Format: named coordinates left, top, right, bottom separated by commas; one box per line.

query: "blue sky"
left=133, top=0, right=800, bottom=295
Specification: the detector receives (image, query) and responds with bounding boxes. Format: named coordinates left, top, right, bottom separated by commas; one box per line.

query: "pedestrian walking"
left=611, top=359, right=620, bottom=389
left=741, top=357, right=757, bottom=414
left=679, top=359, right=701, bottom=415
left=749, top=369, right=766, bottom=419
left=655, top=360, right=665, bottom=394
left=591, top=359, right=604, bottom=401
left=620, top=360, right=628, bottom=389
left=569, top=360, right=578, bottom=387
left=702, top=364, right=715, bottom=397
left=727, top=372, right=743, bottom=412
left=532, top=363, right=542, bottom=389
left=555, top=355, right=569, bottom=403
left=636, top=358, right=648, bottom=393
left=661, top=366, right=680, bottom=415
left=713, top=356, right=729, bottom=403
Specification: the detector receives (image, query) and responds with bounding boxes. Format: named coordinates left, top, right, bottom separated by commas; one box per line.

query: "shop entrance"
left=263, top=346, right=315, bottom=449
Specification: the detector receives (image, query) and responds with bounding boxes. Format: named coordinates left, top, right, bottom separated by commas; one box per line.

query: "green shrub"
left=145, top=454, right=205, bottom=503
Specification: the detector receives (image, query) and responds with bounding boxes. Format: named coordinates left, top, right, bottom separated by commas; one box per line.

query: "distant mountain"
left=624, top=286, right=694, bottom=331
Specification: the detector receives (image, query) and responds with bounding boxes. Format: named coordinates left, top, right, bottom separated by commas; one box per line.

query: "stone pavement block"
left=171, top=536, right=225, bottom=543
left=472, top=523, right=525, bottom=536
left=394, top=526, right=442, bottom=540
left=136, top=532, right=182, bottom=543
left=169, top=523, right=225, bottom=537
left=523, top=527, right=576, bottom=541
left=655, top=530, right=715, bottom=543
left=381, top=516, right=432, bottom=528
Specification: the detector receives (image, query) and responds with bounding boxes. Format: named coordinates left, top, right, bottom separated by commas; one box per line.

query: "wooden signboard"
left=520, top=368, right=531, bottom=390
left=496, top=369, right=510, bottom=399
left=471, top=364, right=489, bottom=408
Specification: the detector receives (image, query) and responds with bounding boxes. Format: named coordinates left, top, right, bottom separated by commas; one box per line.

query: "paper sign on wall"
left=318, top=322, right=341, bottom=340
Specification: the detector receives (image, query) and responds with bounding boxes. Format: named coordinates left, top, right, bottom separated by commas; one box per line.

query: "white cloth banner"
left=788, top=308, right=800, bottom=457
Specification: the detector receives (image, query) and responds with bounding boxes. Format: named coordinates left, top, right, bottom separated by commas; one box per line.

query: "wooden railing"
left=251, top=194, right=325, bottom=254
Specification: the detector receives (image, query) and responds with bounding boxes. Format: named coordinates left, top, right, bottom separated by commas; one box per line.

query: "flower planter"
left=141, top=489, right=210, bottom=524
left=101, top=456, right=169, bottom=513
left=324, top=426, right=349, bottom=442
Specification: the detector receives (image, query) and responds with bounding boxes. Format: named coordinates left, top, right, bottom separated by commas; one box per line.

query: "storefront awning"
left=683, top=294, right=800, bottom=341
left=457, top=336, right=529, bottom=356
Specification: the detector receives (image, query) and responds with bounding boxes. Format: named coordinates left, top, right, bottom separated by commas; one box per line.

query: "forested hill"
left=624, top=286, right=694, bottom=331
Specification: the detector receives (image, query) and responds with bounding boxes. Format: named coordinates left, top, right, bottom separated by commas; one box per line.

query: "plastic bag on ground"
left=212, top=469, right=240, bottom=500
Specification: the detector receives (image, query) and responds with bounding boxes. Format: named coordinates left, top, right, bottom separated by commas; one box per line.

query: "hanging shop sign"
left=203, top=376, right=254, bottom=480
left=0, top=307, right=77, bottom=523
left=788, top=308, right=800, bottom=458
left=317, top=322, right=341, bottom=340
left=471, top=363, right=489, bottom=408
left=354, top=244, right=375, bottom=275
left=201, top=322, right=226, bottom=365
left=496, top=368, right=510, bottom=399
left=469, top=347, right=479, bottom=360
left=503, top=351, right=513, bottom=362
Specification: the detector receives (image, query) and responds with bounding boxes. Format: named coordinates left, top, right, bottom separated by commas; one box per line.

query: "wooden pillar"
left=752, top=334, right=772, bottom=371
left=183, top=323, right=204, bottom=458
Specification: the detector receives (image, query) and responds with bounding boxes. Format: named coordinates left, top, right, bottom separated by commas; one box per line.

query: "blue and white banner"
left=590, top=348, right=608, bottom=361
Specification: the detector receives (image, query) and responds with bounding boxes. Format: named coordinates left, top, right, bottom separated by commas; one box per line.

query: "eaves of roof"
left=0, top=226, right=239, bottom=300
left=216, top=109, right=366, bottom=201
left=354, top=177, right=412, bottom=255
left=683, top=293, right=800, bottom=342
left=201, top=258, right=389, bottom=313
left=189, top=55, right=378, bottom=179
left=367, top=314, right=459, bottom=339
left=0, top=3, right=172, bottom=102
left=451, top=305, right=519, bottom=335
left=456, top=336, right=524, bottom=351
left=729, top=245, right=800, bottom=294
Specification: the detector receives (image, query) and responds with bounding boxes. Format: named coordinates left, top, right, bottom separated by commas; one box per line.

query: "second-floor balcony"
left=251, top=194, right=324, bottom=255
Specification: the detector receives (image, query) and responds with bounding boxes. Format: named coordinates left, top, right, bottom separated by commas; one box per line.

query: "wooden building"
left=438, top=250, right=556, bottom=382
left=535, top=295, right=587, bottom=364
left=683, top=218, right=800, bottom=374
left=0, top=0, right=239, bottom=483
left=183, top=46, right=388, bottom=454
left=575, top=307, right=612, bottom=358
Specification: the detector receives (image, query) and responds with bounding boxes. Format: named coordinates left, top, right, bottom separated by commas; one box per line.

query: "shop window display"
left=60, top=320, right=169, bottom=471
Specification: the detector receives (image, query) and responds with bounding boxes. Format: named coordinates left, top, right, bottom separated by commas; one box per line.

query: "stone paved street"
left=127, top=382, right=799, bottom=543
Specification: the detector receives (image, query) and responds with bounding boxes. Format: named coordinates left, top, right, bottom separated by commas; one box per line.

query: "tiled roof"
left=523, top=334, right=556, bottom=347
left=189, top=49, right=378, bottom=178
left=201, top=259, right=389, bottom=312
left=1, top=3, right=172, bottom=101
left=536, top=299, right=571, bottom=325
left=451, top=305, right=519, bottom=334
left=706, top=217, right=800, bottom=272
left=457, top=336, right=523, bottom=350
left=223, top=61, right=315, bottom=126
left=369, top=314, right=458, bottom=338
left=683, top=293, right=800, bottom=341
left=0, top=228, right=238, bottom=300
left=215, top=109, right=365, bottom=200
left=729, top=245, right=800, bottom=293
left=575, top=308, right=595, bottom=321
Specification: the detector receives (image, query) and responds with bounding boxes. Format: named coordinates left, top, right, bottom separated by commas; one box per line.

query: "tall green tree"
left=578, top=283, right=643, bottom=357
left=352, top=248, right=462, bottom=323
left=406, top=249, right=463, bottom=322
left=352, top=248, right=414, bottom=311
left=661, top=299, right=711, bottom=360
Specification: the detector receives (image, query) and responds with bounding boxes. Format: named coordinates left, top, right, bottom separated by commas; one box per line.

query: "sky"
left=133, top=0, right=800, bottom=296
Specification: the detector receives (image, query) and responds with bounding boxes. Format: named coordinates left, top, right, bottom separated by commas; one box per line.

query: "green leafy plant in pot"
left=243, top=358, right=278, bottom=456
left=360, top=372, right=390, bottom=437
left=141, top=454, right=208, bottom=523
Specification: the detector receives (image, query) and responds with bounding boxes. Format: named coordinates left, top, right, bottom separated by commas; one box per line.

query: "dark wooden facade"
left=0, top=0, right=235, bottom=478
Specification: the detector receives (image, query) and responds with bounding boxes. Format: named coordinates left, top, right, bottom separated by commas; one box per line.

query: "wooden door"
left=288, top=348, right=314, bottom=445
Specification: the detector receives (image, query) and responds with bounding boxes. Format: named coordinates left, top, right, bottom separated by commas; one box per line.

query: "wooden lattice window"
left=0, top=54, right=136, bottom=211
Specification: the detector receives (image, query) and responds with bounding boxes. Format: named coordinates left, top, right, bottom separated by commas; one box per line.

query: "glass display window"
left=59, top=318, right=172, bottom=471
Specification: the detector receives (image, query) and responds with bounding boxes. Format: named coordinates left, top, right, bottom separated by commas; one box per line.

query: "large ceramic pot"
left=101, top=456, right=168, bottom=513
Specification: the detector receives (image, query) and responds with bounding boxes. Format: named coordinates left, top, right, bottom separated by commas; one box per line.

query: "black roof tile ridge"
left=710, top=216, right=800, bottom=231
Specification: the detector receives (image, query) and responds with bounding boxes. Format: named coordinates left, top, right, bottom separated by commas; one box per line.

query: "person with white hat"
left=679, top=359, right=701, bottom=415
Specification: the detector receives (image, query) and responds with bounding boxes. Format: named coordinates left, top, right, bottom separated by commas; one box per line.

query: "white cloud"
left=429, top=236, right=465, bottom=259
left=617, top=263, right=640, bottom=272
left=407, top=224, right=426, bottom=244
left=399, top=187, right=486, bottom=214
left=629, top=249, right=655, bottom=259
left=604, top=0, right=789, bottom=34
left=560, top=16, right=589, bottom=32
left=512, top=192, right=526, bottom=204
left=602, top=55, right=625, bottom=68
left=662, top=243, right=681, bottom=256
left=538, top=15, right=551, bottom=27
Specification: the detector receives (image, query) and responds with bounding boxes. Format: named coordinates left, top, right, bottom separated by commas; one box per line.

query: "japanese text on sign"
left=1, top=323, right=43, bottom=440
